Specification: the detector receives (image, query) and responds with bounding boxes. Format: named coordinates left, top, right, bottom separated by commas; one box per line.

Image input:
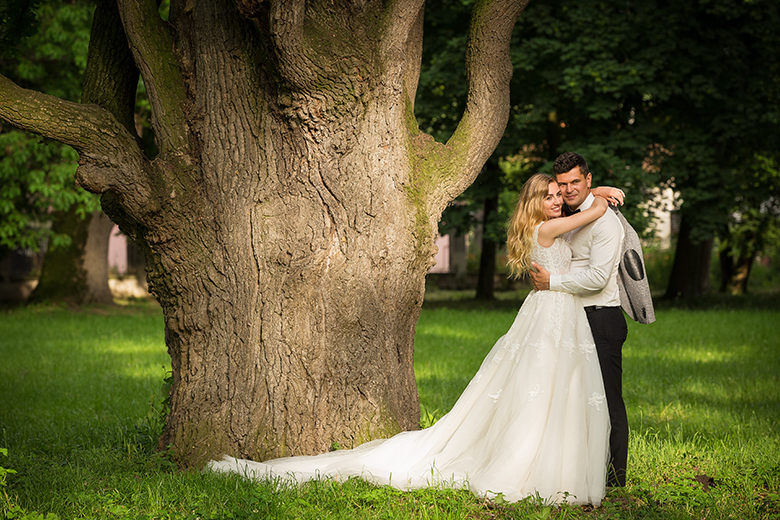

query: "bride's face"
left=543, top=182, right=563, bottom=219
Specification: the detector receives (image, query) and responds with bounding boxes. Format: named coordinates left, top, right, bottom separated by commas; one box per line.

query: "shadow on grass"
left=625, top=321, right=780, bottom=440
left=620, top=300, right=780, bottom=449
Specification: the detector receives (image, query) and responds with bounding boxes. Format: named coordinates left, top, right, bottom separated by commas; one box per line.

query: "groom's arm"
left=552, top=217, right=623, bottom=294
left=531, top=217, right=622, bottom=293
left=529, top=263, right=551, bottom=290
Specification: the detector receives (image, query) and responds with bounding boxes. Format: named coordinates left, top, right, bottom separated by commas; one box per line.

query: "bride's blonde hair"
left=506, top=173, right=556, bottom=279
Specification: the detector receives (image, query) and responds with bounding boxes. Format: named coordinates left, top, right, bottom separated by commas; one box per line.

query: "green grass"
left=1, top=297, right=779, bottom=519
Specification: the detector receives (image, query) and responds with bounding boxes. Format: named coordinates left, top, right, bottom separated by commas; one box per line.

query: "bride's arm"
left=592, top=186, right=625, bottom=206
left=538, top=197, right=608, bottom=243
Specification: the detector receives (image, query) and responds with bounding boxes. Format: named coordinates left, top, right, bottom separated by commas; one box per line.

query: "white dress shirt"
left=549, top=193, right=624, bottom=307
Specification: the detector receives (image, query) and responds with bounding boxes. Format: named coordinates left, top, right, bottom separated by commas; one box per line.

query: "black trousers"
left=585, top=306, right=629, bottom=487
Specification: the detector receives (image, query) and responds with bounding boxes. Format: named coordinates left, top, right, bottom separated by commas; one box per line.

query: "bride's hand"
left=592, top=196, right=609, bottom=215
left=592, top=186, right=625, bottom=206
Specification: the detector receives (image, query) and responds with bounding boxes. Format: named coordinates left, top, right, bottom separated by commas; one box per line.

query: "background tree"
left=508, top=0, right=666, bottom=227
left=509, top=0, right=780, bottom=298
left=417, top=0, right=663, bottom=300
left=0, top=0, right=42, bottom=54
left=718, top=155, right=780, bottom=294
left=0, top=0, right=528, bottom=467
left=622, top=0, right=780, bottom=298
left=423, top=0, right=780, bottom=300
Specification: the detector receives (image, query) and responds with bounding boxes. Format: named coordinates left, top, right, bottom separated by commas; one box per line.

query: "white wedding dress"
left=209, top=227, right=610, bottom=505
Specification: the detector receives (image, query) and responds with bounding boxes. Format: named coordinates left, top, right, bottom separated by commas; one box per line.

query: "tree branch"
left=0, top=74, right=149, bottom=205
left=379, top=0, right=426, bottom=107
left=117, top=0, right=189, bottom=154
left=250, top=0, right=314, bottom=89
left=0, top=75, right=134, bottom=159
left=82, top=0, right=140, bottom=136
left=431, top=0, right=528, bottom=207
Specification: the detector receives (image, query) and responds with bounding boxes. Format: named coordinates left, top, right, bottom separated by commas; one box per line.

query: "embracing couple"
left=527, top=151, right=655, bottom=491
left=210, top=151, right=655, bottom=506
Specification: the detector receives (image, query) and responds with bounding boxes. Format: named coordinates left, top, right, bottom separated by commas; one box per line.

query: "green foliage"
left=415, top=1, right=470, bottom=144
left=718, top=155, right=780, bottom=281
left=507, top=0, right=681, bottom=233
left=1, top=0, right=94, bottom=101
left=0, top=447, right=18, bottom=504
left=642, top=246, right=675, bottom=295
left=418, top=0, right=662, bottom=246
left=0, top=0, right=99, bottom=253
left=419, top=0, right=780, bottom=294
left=1, top=448, right=59, bottom=520
left=419, top=404, right=443, bottom=429
left=639, top=0, right=780, bottom=248
left=0, top=131, right=99, bottom=251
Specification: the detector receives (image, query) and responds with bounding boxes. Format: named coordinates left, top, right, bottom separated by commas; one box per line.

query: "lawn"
left=1, top=296, right=778, bottom=519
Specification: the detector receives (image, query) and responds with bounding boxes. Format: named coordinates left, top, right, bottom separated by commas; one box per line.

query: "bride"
left=209, top=173, right=618, bottom=506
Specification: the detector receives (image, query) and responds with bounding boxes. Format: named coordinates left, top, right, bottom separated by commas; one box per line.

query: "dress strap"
left=533, top=222, right=543, bottom=237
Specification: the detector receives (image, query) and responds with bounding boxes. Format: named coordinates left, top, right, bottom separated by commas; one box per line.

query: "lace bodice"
left=530, top=225, right=571, bottom=276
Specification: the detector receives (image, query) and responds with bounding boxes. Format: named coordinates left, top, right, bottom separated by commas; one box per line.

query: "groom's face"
left=555, top=166, right=592, bottom=210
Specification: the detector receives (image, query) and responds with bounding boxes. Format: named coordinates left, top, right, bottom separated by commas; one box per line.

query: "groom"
left=530, top=152, right=629, bottom=488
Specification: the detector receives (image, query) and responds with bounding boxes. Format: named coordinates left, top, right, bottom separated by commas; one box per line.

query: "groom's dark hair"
left=553, top=152, right=589, bottom=176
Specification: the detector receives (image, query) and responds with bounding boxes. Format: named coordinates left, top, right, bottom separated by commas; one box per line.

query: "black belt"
left=583, top=305, right=620, bottom=313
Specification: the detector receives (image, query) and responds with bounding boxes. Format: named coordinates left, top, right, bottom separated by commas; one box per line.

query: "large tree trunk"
left=664, top=215, right=714, bottom=299
left=30, top=209, right=114, bottom=304
left=0, top=0, right=527, bottom=468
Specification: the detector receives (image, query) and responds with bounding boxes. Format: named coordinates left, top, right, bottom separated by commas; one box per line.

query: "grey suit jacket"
left=612, top=206, right=656, bottom=324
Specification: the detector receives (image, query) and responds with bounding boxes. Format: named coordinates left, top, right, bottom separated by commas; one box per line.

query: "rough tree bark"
left=0, top=0, right=528, bottom=467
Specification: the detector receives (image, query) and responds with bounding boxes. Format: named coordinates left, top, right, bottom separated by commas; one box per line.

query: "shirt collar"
left=572, top=192, right=595, bottom=212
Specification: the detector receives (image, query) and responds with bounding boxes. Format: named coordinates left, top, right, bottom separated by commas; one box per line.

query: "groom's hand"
left=529, top=263, right=550, bottom=291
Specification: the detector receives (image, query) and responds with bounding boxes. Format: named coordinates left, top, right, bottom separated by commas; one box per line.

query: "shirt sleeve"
left=550, top=215, right=623, bottom=294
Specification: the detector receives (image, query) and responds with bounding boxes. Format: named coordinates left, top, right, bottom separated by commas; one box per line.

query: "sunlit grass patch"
left=625, top=309, right=779, bottom=443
